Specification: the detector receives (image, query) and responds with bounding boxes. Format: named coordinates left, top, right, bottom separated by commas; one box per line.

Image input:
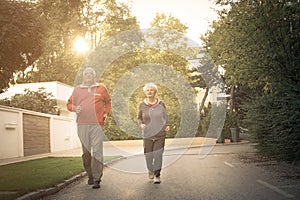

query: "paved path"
left=0, top=137, right=250, bottom=200
left=40, top=143, right=300, bottom=200
left=0, top=137, right=235, bottom=166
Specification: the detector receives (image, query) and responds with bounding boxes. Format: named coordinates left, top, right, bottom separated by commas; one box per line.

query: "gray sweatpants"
left=77, top=124, right=104, bottom=181
left=143, top=137, right=165, bottom=177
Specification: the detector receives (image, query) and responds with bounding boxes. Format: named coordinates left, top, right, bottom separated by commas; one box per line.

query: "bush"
left=0, top=87, right=60, bottom=115
left=199, top=103, right=230, bottom=138
left=223, top=110, right=238, bottom=138
left=243, top=94, right=300, bottom=162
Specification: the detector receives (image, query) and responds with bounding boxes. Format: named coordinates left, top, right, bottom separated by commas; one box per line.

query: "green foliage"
left=204, top=0, right=300, bottom=161
left=96, top=14, right=198, bottom=140
left=13, top=0, right=139, bottom=87
left=21, top=0, right=87, bottom=85
left=148, top=13, right=189, bottom=51
left=1, top=0, right=202, bottom=141
left=205, top=0, right=300, bottom=95
left=223, top=110, right=238, bottom=138
left=0, top=88, right=60, bottom=115
left=0, top=0, right=45, bottom=92
left=199, top=103, right=212, bottom=136
left=104, top=115, right=139, bottom=141
left=200, top=103, right=232, bottom=138
left=103, top=83, right=181, bottom=141
left=243, top=94, right=300, bottom=162
left=129, top=85, right=181, bottom=139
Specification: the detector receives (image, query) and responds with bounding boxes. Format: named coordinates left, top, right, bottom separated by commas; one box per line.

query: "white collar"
left=79, top=83, right=99, bottom=88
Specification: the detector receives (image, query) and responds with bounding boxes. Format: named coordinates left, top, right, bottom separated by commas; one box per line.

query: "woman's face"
left=144, top=87, right=157, bottom=98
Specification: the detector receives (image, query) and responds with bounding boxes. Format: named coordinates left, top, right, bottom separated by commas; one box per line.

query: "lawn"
left=0, top=156, right=120, bottom=200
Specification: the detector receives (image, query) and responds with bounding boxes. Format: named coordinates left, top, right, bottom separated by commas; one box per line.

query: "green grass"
left=0, top=156, right=120, bottom=200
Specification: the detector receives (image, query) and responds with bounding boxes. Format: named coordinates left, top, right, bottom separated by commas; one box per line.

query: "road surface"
left=41, top=143, right=300, bottom=200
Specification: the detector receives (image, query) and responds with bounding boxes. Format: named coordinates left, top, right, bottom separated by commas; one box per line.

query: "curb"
left=16, top=158, right=125, bottom=200
left=16, top=172, right=87, bottom=200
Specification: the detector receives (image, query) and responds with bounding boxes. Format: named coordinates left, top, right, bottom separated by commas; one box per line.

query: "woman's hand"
left=140, top=124, right=146, bottom=129
left=165, top=126, right=170, bottom=132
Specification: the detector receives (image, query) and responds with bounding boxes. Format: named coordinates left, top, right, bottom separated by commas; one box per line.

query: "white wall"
left=50, top=115, right=80, bottom=152
left=0, top=105, right=80, bottom=160
left=0, top=107, right=23, bottom=159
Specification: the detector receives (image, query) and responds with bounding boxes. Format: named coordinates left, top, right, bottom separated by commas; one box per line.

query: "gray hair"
left=143, top=83, right=158, bottom=92
left=83, top=67, right=96, bottom=76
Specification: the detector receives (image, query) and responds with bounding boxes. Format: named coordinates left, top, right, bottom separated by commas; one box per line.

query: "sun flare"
left=74, top=36, right=89, bottom=53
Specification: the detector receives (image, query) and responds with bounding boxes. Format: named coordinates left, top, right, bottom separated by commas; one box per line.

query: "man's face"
left=83, top=70, right=95, bottom=85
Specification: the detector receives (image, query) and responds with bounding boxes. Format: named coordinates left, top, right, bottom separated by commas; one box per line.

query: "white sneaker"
left=148, top=172, right=154, bottom=179
left=153, top=176, right=161, bottom=184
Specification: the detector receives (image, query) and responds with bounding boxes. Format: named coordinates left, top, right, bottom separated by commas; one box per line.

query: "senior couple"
left=67, top=67, right=170, bottom=189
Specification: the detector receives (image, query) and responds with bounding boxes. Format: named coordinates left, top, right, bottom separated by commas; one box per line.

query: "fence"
left=0, top=105, right=80, bottom=160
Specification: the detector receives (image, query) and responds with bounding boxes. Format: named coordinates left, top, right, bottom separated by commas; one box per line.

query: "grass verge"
left=0, top=156, right=120, bottom=200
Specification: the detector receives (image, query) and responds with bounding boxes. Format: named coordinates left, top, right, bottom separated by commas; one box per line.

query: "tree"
left=0, top=0, right=45, bottom=92
left=203, top=0, right=300, bottom=161
left=188, top=49, right=220, bottom=114
left=142, top=13, right=199, bottom=138
left=1, top=0, right=141, bottom=140
left=93, top=13, right=200, bottom=139
left=15, top=0, right=139, bottom=87
left=15, top=0, right=86, bottom=85
left=204, top=0, right=300, bottom=100
left=0, top=88, right=60, bottom=115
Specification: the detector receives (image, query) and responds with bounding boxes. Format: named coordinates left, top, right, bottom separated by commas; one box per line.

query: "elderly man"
left=67, top=67, right=111, bottom=189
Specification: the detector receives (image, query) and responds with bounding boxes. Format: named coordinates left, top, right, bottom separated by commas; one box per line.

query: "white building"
left=0, top=82, right=80, bottom=160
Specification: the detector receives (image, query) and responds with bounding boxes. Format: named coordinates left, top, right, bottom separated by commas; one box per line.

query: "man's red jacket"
left=67, top=83, right=112, bottom=125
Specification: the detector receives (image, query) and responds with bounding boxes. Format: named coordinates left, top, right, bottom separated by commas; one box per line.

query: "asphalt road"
left=41, top=143, right=300, bottom=200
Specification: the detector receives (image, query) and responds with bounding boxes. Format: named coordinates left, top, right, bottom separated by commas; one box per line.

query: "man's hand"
left=103, top=114, right=108, bottom=123
left=75, top=106, right=81, bottom=114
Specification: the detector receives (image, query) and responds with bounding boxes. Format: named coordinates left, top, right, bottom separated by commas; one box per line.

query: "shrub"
left=0, top=87, right=60, bottom=115
left=243, top=94, right=300, bottom=162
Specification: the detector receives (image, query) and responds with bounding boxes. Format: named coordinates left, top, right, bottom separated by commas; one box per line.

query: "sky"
left=118, top=0, right=219, bottom=45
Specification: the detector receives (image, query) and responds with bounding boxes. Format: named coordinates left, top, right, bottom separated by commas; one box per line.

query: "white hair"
left=143, top=83, right=158, bottom=92
left=83, top=67, right=96, bottom=76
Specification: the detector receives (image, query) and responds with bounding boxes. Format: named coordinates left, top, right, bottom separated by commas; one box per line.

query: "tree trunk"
left=199, top=87, right=209, bottom=114
left=229, top=85, right=235, bottom=112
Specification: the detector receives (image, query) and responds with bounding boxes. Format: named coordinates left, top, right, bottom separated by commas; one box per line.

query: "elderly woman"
left=137, top=83, right=170, bottom=184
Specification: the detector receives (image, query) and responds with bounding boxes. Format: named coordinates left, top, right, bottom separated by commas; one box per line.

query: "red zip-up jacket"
left=67, top=83, right=111, bottom=125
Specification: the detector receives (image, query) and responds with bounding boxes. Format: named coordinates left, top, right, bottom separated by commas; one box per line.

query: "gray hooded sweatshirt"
left=137, top=99, right=170, bottom=139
